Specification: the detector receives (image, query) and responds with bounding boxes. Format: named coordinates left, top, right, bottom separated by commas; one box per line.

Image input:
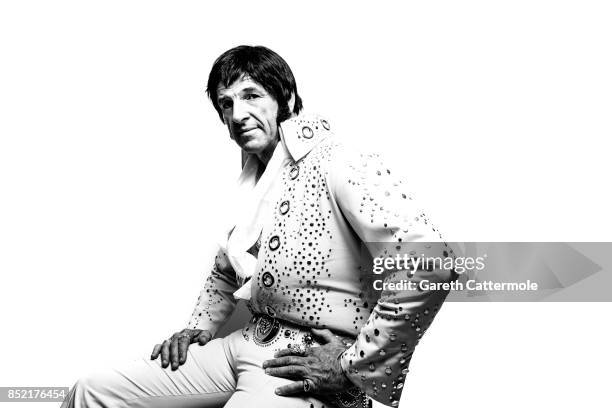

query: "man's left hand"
left=262, top=328, right=354, bottom=396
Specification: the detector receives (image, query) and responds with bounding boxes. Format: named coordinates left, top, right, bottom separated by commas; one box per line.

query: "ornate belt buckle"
left=253, top=315, right=280, bottom=346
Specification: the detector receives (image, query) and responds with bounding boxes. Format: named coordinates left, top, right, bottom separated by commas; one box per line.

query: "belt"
left=242, top=313, right=322, bottom=350
left=242, top=314, right=371, bottom=408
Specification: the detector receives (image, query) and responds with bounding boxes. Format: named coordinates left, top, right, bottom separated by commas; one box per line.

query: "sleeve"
left=187, top=247, right=239, bottom=337
left=330, top=149, right=456, bottom=407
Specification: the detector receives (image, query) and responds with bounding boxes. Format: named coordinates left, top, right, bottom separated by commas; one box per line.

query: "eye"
left=219, top=99, right=232, bottom=109
left=244, top=93, right=260, bottom=100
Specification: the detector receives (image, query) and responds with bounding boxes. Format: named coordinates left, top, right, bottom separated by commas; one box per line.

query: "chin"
left=239, top=142, right=264, bottom=156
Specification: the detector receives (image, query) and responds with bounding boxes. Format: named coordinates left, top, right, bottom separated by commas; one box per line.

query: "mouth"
left=237, top=127, right=258, bottom=137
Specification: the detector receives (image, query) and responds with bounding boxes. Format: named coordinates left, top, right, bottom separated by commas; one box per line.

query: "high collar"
left=279, top=113, right=333, bottom=162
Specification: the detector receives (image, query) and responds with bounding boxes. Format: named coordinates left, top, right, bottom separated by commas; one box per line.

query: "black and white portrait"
left=0, top=1, right=610, bottom=408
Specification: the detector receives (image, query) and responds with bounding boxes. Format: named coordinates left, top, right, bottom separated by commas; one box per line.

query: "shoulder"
left=280, top=112, right=336, bottom=162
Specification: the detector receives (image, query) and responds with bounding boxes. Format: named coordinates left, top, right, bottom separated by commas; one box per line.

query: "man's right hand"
left=150, top=328, right=212, bottom=370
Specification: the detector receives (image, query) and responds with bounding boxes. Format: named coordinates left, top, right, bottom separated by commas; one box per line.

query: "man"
left=62, top=45, right=454, bottom=408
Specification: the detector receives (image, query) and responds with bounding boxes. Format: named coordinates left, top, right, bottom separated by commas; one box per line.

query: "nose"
left=231, top=99, right=249, bottom=124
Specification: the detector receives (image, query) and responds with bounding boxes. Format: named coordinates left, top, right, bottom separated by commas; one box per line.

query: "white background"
left=1, top=1, right=611, bottom=407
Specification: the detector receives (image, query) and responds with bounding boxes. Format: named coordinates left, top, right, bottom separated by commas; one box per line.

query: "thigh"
left=224, top=388, right=326, bottom=408
left=224, top=322, right=329, bottom=408
left=61, top=335, right=238, bottom=408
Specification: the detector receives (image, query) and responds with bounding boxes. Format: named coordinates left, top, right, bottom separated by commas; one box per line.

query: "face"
left=216, top=75, right=280, bottom=158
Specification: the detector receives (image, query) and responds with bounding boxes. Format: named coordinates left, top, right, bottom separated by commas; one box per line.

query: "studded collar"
left=279, top=113, right=332, bottom=163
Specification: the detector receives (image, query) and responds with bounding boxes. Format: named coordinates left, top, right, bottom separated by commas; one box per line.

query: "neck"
left=256, top=137, right=279, bottom=166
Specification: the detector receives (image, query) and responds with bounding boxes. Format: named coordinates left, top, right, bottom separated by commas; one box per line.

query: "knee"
left=74, top=372, right=97, bottom=393
left=64, top=370, right=116, bottom=408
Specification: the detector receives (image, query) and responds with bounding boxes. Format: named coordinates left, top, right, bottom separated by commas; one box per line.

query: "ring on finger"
left=303, top=378, right=315, bottom=393
left=290, top=344, right=307, bottom=355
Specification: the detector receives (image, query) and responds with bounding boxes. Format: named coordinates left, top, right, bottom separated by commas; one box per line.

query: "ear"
left=287, top=93, right=296, bottom=114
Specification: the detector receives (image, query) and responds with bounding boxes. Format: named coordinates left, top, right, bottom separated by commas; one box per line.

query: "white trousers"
left=61, top=328, right=330, bottom=408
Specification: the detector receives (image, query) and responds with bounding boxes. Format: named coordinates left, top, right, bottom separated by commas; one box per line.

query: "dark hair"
left=206, top=45, right=303, bottom=123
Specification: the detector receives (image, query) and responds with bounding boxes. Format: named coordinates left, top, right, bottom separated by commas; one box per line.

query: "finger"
left=274, top=347, right=306, bottom=358
left=311, top=328, right=336, bottom=344
left=169, top=338, right=180, bottom=370
left=274, top=348, right=292, bottom=358
left=263, top=356, right=306, bottom=369
left=197, top=331, right=211, bottom=345
left=178, top=336, right=190, bottom=365
left=160, top=340, right=170, bottom=368
left=275, top=381, right=305, bottom=396
left=150, top=344, right=162, bottom=360
left=265, top=365, right=307, bottom=380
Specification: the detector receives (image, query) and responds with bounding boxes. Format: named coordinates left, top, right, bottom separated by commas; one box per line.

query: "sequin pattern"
left=188, top=249, right=239, bottom=336
left=188, top=113, right=454, bottom=406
